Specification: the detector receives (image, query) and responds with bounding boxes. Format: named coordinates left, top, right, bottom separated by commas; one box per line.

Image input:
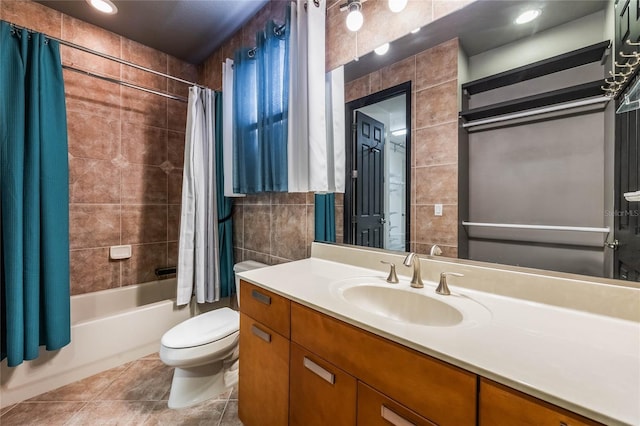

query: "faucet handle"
left=436, top=272, right=464, bottom=295
left=380, top=261, right=399, bottom=284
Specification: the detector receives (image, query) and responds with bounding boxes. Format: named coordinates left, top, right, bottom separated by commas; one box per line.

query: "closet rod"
left=63, top=65, right=188, bottom=102
left=9, top=22, right=206, bottom=90
left=461, top=96, right=611, bottom=128
left=462, top=222, right=610, bottom=233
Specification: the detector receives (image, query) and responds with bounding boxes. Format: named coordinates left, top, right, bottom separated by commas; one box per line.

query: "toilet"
left=160, top=260, right=267, bottom=409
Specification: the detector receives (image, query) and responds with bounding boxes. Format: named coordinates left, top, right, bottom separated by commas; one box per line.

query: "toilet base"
left=167, top=360, right=230, bottom=409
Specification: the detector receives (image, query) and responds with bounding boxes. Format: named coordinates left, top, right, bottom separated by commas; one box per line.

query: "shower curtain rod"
left=63, top=65, right=188, bottom=102
left=8, top=21, right=208, bottom=92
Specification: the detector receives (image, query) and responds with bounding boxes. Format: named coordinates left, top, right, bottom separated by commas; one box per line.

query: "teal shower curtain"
left=0, top=22, right=71, bottom=367
left=215, top=92, right=235, bottom=297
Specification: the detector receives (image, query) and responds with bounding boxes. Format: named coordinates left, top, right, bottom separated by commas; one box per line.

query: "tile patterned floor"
left=0, top=354, right=242, bottom=426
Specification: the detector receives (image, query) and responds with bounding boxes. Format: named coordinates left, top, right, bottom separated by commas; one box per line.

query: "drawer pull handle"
left=251, top=289, right=271, bottom=305
left=251, top=325, right=271, bottom=343
left=303, top=356, right=335, bottom=384
left=381, top=406, right=416, bottom=426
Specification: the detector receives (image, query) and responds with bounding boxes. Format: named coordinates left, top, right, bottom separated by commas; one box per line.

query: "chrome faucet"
left=429, top=245, right=443, bottom=256
left=403, top=252, right=424, bottom=288
left=436, top=272, right=464, bottom=295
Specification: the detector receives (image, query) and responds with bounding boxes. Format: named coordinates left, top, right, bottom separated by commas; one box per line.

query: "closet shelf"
left=461, top=41, right=610, bottom=95
left=459, top=80, right=605, bottom=122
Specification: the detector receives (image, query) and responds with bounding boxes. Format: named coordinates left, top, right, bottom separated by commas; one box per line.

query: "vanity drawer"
left=290, top=342, right=357, bottom=426
left=479, top=378, right=603, bottom=426
left=290, top=302, right=477, bottom=426
left=357, top=382, right=436, bottom=426
left=240, top=280, right=290, bottom=338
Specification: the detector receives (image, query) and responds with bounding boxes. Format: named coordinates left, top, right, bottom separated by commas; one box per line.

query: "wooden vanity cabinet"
left=289, top=343, right=357, bottom=426
left=290, top=302, right=477, bottom=426
left=238, top=281, right=291, bottom=426
left=479, top=378, right=604, bottom=426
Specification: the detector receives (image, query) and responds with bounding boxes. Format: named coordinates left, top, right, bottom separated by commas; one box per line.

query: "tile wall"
left=344, top=39, right=460, bottom=257
left=1, top=0, right=198, bottom=295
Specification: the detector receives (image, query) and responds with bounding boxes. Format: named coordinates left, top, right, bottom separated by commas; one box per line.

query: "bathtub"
left=0, top=279, right=227, bottom=406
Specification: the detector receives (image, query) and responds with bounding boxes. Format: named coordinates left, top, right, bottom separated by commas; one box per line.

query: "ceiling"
left=35, top=0, right=608, bottom=69
left=36, top=0, right=269, bottom=64
left=345, top=0, right=608, bottom=81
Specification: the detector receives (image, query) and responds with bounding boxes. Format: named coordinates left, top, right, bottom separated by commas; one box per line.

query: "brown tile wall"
left=1, top=0, right=198, bottom=294
left=345, top=39, right=460, bottom=257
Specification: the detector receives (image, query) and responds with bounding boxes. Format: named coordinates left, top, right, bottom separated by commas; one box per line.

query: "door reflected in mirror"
left=344, top=83, right=411, bottom=252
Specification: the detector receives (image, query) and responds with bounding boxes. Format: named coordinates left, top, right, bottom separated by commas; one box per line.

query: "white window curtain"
left=177, top=87, right=220, bottom=305
left=288, top=0, right=345, bottom=193
left=222, top=58, right=245, bottom=197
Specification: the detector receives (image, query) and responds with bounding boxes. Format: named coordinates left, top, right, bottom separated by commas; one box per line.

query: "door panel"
left=354, top=111, right=385, bottom=248
left=614, top=100, right=640, bottom=281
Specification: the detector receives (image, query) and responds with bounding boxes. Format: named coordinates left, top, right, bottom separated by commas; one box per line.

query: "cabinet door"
left=290, top=343, right=357, bottom=426
left=240, top=280, right=290, bottom=338
left=357, top=382, right=437, bottom=426
left=238, top=313, right=289, bottom=426
left=479, top=378, right=603, bottom=426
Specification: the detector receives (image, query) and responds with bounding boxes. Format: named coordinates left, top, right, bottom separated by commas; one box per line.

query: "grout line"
left=217, top=398, right=231, bottom=426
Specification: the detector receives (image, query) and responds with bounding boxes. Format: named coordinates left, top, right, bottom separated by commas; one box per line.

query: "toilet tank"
left=233, top=260, right=267, bottom=305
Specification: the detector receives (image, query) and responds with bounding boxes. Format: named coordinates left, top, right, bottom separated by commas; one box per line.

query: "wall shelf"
left=459, top=80, right=605, bottom=122
left=461, top=41, right=610, bottom=95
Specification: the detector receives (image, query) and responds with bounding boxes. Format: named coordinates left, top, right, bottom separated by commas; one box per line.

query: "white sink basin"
left=342, top=285, right=463, bottom=326
left=331, top=277, right=491, bottom=328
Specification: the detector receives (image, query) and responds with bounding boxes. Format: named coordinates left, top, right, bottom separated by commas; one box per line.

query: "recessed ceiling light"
left=374, top=43, right=390, bottom=55
left=388, top=0, right=408, bottom=13
left=411, top=27, right=421, bottom=34
left=515, top=9, right=541, bottom=25
left=86, top=0, right=117, bottom=15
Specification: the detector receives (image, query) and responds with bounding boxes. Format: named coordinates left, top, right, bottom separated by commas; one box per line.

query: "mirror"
left=343, top=83, right=411, bottom=252
left=338, top=0, right=637, bottom=282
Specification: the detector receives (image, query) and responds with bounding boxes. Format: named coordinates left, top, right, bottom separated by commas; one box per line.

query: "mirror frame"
left=343, top=81, right=412, bottom=252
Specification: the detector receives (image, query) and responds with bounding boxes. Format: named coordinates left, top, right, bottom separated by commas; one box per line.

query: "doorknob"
left=380, top=218, right=387, bottom=224
left=605, top=239, right=619, bottom=250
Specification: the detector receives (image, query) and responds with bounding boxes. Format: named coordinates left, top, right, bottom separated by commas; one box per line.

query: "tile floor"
left=0, top=353, right=242, bottom=426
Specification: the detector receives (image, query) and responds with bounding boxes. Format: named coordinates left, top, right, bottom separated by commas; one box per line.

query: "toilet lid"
left=161, top=307, right=239, bottom=349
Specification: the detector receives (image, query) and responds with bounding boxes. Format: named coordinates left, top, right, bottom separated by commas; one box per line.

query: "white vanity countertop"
left=238, top=257, right=640, bottom=426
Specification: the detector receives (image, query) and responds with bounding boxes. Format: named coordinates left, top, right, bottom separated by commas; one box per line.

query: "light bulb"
left=87, top=0, right=117, bottom=14
left=374, top=43, right=390, bottom=55
left=388, top=0, right=408, bottom=13
left=346, top=9, right=364, bottom=32
left=515, top=9, right=541, bottom=25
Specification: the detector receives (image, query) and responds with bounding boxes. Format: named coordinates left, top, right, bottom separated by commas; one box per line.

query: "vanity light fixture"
left=515, top=8, right=541, bottom=25
left=86, top=0, right=117, bottom=14
left=388, top=0, right=408, bottom=13
left=341, top=0, right=365, bottom=32
left=374, top=43, right=390, bottom=55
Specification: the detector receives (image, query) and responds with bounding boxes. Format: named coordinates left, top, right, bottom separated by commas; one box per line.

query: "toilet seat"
left=161, top=307, right=239, bottom=349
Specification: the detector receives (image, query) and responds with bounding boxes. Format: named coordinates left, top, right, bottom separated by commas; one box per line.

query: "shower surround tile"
left=121, top=122, right=168, bottom=166
left=121, top=164, right=168, bottom=205
left=69, top=157, right=121, bottom=204
left=2, top=0, right=62, bottom=38
left=70, top=248, right=120, bottom=295
left=69, top=204, right=120, bottom=250
left=121, top=205, right=168, bottom=245
left=67, top=111, right=120, bottom=161
left=122, top=243, right=169, bottom=286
